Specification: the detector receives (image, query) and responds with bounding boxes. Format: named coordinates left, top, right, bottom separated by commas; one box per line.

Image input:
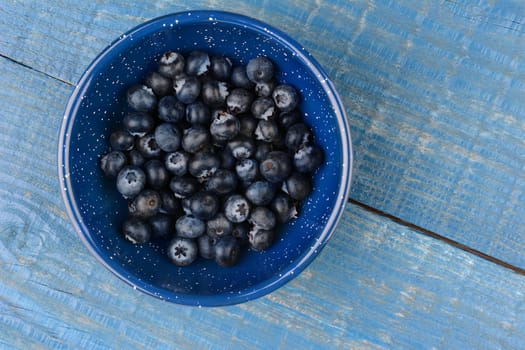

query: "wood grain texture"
left=0, top=57, right=523, bottom=348
left=2, top=0, right=525, bottom=268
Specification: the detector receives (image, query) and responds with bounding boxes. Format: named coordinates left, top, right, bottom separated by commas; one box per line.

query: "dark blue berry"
left=254, top=80, right=275, bottom=97
left=293, top=143, right=324, bottom=173
left=123, top=112, right=155, bottom=137
left=116, top=166, right=146, bottom=198
left=188, top=151, right=220, bottom=180
left=159, top=51, right=185, bottom=78
left=174, top=75, right=201, bottom=104
left=254, top=141, right=272, bottom=162
left=259, top=151, right=292, bottom=183
left=167, top=237, right=198, bottom=266
left=210, top=111, right=240, bottom=143
left=145, top=71, right=172, bottom=97
left=248, top=206, right=276, bottom=230
left=127, top=149, right=145, bottom=167
left=283, top=172, right=311, bottom=201
left=154, top=123, right=181, bottom=152
left=202, top=80, right=230, bottom=108
left=285, top=123, right=312, bottom=151
left=245, top=181, right=276, bottom=206
left=109, top=129, right=134, bottom=151
left=231, top=222, right=250, bottom=244
left=205, top=169, right=238, bottom=194
left=210, top=56, right=232, bottom=81
left=207, top=213, right=234, bottom=237
left=159, top=190, right=181, bottom=215
left=185, top=51, right=211, bottom=76
left=128, top=189, right=161, bottom=218
left=278, top=110, right=301, bottom=130
left=239, top=113, right=258, bottom=138
left=122, top=217, right=151, bottom=244
left=175, top=214, right=206, bottom=239
left=226, top=88, right=253, bottom=115
left=255, top=120, right=279, bottom=143
left=214, top=236, right=241, bottom=267
left=127, top=84, right=157, bottom=112
left=251, top=96, right=276, bottom=120
left=158, top=95, right=185, bottom=123
left=137, top=134, right=162, bottom=158
left=272, top=84, right=299, bottom=112
left=224, top=194, right=251, bottom=223
left=169, top=175, right=199, bottom=199
left=227, top=137, right=255, bottom=160
left=149, top=214, right=173, bottom=239
left=235, top=158, right=259, bottom=183
left=231, top=66, right=254, bottom=89
left=181, top=125, right=211, bottom=153
left=197, top=234, right=217, bottom=259
left=100, top=151, right=127, bottom=178
left=187, top=191, right=219, bottom=220
left=164, top=151, right=189, bottom=176
left=246, top=57, right=274, bottom=83
left=248, top=227, right=275, bottom=251
left=219, top=146, right=236, bottom=170
left=270, top=192, right=298, bottom=224
left=186, top=100, right=211, bottom=125
left=144, top=159, right=170, bottom=189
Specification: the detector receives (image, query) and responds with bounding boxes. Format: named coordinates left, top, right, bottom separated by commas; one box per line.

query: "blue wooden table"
left=2, top=1, right=525, bottom=348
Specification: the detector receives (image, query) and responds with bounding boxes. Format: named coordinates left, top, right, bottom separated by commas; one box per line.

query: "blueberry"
left=219, top=146, right=236, bottom=170
left=154, top=123, right=181, bottom=152
left=245, top=181, right=276, bottom=206
left=254, top=141, right=273, bottom=162
left=122, top=217, right=151, bottom=244
left=251, top=97, right=276, bottom=120
left=270, top=191, right=298, bottom=224
left=186, top=100, right=211, bottom=125
left=205, top=169, right=238, bottom=195
left=127, top=149, right=145, bottom=167
left=272, top=84, right=299, bottom=112
left=231, top=66, right=254, bottom=89
left=238, top=113, right=258, bottom=138
left=175, top=214, right=206, bottom=238
left=185, top=51, right=211, bottom=76
left=202, top=80, right=230, bottom=108
left=159, top=51, right=185, bottom=78
left=235, top=158, right=259, bottom=183
left=246, top=57, right=274, bottom=83
left=187, top=191, right=219, bottom=220
left=123, top=112, right=155, bottom=137
left=259, top=151, right=293, bottom=183
left=144, top=159, right=170, bottom=189
left=231, top=221, right=250, bottom=244
left=158, top=95, right=185, bottom=123
left=210, top=110, right=240, bottom=143
left=127, top=84, right=157, bottom=112
left=188, top=151, right=220, bottom=180
left=136, top=134, right=162, bottom=158
left=109, top=129, right=135, bottom=151
left=181, top=125, right=211, bottom=154
left=248, top=206, right=276, bottom=230
left=169, top=175, right=199, bottom=199
left=254, top=120, right=279, bottom=143
left=174, top=75, right=201, bottom=104
left=226, top=88, right=253, bottom=115
left=278, top=110, right=301, bottom=130
left=116, top=166, right=146, bottom=198
left=254, top=80, right=275, bottom=97
left=164, top=151, right=189, bottom=176
left=149, top=214, right=173, bottom=239
left=145, top=71, right=172, bottom=97
left=210, top=56, right=232, bottom=81
left=128, top=189, right=161, bottom=218
left=100, top=151, right=127, bottom=178
left=214, top=236, right=241, bottom=267
left=285, top=123, right=312, bottom=151
left=207, top=213, right=234, bottom=237
left=159, top=190, right=181, bottom=215
left=283, top=172, right=311, bottom=201
left=248, top=227, right=275, bottom=251
left=293, top=143, right=324, bottom=173
left=227, top=137, right=255, bottom=160
left=224, top=194, right=251, bottom=223
left=197, top=234, right=217, bottom=259
left=167, top=237, right=198, bottom=266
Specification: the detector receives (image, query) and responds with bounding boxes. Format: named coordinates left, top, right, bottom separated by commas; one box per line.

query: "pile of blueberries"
left=99, top=51, right=323, bottom=267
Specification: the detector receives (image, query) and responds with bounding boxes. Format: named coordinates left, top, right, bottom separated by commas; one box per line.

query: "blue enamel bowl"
left=58, top=11, right=352, bottom=306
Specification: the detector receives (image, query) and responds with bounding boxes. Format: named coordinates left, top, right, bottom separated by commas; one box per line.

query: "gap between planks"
left=0, top=53, right=74, bottom=86
left=349, top=199, right=525, bottom=277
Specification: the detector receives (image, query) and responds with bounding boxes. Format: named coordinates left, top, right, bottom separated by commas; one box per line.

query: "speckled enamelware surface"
left=58, top=10, right=352, bottom=306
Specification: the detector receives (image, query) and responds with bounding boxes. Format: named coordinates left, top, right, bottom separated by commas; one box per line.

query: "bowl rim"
left=58, top=10, right=353, bottom=306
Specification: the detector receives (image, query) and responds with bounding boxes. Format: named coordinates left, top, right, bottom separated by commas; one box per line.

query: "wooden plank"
left=1, top=58, right=525, bottom=349
left=2, top=0, right=525, bottom=268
